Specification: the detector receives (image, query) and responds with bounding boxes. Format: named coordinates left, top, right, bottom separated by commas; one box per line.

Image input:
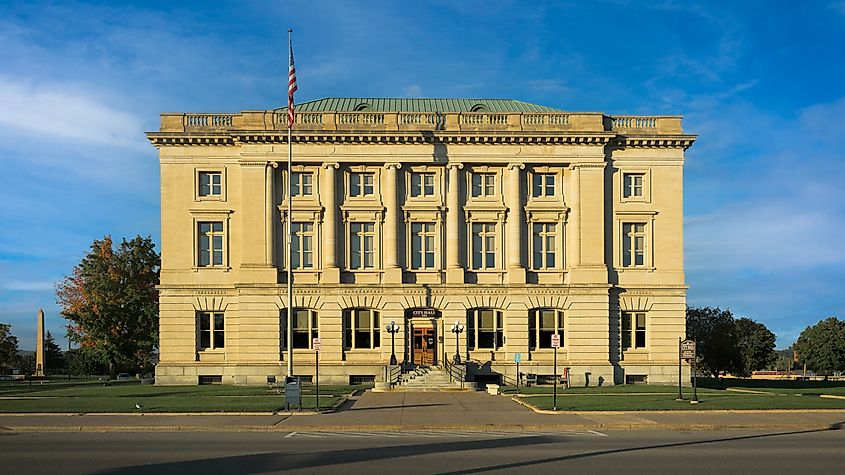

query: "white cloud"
left=403, top=84, right=424, bottom=97
left=0, top=75, right=145, bottom=148
left=1, top=280, right=56, bottom=291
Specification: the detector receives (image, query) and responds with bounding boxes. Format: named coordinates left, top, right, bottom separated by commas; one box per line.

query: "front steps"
left=375, top=366, right=476, bottom=392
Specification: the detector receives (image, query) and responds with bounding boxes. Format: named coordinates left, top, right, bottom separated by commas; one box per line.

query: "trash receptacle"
left=284, top=376, right=301, bottom=411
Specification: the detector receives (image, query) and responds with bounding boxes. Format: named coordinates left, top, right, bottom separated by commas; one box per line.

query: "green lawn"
left=0, top=380, right=362, bottom=413
left=510, top=379, right=845, bottom=411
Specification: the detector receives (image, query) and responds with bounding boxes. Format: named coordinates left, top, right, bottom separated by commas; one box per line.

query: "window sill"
left=196, top=196, right=226, bottom=202
left=192, top=266, right=232, bottom=272
left=617, top=267, right=656, bottom=272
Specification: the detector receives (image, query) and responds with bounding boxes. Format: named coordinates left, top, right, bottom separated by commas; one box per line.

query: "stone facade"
left=147, top=99, right=695, bottom=386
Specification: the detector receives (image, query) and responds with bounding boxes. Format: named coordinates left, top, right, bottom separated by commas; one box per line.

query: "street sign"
left=514, top=353, right=522, bottom=363
left=312, top=338, right=322, bottom=352
left=680, top=339, right=696, bottom=359
left=551, top=334, right=561, bottom=348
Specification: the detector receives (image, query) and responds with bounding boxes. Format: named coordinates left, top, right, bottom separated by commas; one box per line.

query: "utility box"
left=284, top=376, right=302, bottom=411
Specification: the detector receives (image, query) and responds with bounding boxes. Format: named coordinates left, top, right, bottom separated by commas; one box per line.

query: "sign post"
left=514, top=353, right=522, bottom=390
left=551, top=334, right=561, bottom=411
left=680, top=339, right=697, bottom=404
left=676, top=337, right=683, bottom=401
left=313, top=337, right=322, bottom=411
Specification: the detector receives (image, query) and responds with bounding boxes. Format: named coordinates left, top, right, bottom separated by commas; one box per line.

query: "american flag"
left=288, top=42, right=298, bottom=128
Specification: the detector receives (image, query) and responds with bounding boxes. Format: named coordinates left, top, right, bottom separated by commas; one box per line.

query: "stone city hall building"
left=147, top=98, right=695, bottom=386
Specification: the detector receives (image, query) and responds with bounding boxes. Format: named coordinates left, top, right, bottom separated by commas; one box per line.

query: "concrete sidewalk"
left=1, top=391, right=844, bottom=432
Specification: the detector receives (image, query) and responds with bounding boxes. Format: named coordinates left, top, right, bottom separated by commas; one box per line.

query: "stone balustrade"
left=160, top=110, right=684, bottom=134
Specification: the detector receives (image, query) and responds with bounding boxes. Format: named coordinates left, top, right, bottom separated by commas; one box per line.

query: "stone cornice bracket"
left=323, top=162, right=340, bottom=169
left=384, top=162, right=403, bottom=170
left=240, top=161, right=269, bottom=168
left=615, top=135, right=697, bottom=151
left=568, top=162, right=606, bottom=170
left=445, top=162, right=464, bottom=170
left=507, top=163, right=526, bottom=171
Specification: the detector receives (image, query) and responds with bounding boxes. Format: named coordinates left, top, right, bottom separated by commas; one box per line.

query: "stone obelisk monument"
left=35, top=309, right=46, bottom=376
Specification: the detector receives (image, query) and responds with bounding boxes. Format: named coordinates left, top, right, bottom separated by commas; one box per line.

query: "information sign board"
left=681, top=339, right=696, bottom=359
left=551, top=334, right=561, bottom=348
left=313, top=338, right=322, bottom=352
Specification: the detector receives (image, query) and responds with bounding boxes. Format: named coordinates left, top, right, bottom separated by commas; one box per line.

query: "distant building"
left=147, top=98, right=695, bottom=385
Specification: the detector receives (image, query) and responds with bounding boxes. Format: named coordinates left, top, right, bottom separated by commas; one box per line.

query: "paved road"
left=2, top=428, right=844, bottom=474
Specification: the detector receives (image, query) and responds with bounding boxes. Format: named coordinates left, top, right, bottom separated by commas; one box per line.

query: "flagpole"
left=286, top=28, right=294, bottom=378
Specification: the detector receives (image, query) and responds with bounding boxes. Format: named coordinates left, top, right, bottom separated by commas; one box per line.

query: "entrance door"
left=413, top=328, right=435, bottom=366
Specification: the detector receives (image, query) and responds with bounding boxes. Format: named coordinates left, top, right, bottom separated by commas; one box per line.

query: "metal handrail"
left=386, top=364, right=402, bottom=388
left=444, top=359, right=467, bottom=389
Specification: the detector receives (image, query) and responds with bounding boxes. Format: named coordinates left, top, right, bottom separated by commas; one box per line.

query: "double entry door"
left=413, top=327, right=436, bottom=366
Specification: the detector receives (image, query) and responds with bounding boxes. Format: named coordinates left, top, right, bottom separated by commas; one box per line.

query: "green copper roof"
left=289, top=98, right=562, bottom=113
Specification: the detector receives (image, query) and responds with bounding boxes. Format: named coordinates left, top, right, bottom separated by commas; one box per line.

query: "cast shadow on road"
left=94, top=424, right=844, bottom=475
left=438, top=425, right=845, bottom=474
left=94, top=435, right=560, bottom=475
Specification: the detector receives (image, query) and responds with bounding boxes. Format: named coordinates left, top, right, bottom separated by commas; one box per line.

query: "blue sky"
left=1, top=1, right=843, bottom=350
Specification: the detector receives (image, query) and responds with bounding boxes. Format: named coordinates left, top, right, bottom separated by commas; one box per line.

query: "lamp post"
left=451, top=320, right=465, bottom=364
left=386, top=321, right=400, bottom=365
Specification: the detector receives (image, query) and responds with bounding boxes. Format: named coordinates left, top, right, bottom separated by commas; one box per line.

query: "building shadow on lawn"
left=95, top=435, right=559, bottom=475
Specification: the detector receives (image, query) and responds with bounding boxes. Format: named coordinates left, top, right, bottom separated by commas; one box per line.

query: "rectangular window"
left=291, top=172, right=313, bottom=197
left=623, top=173, right=644, bottom=198
left=622, top=312, right=647, bottom=350
left=343, top=309, right=380, bottom=349
left=198, top=312, right=224, bottom=350
left=470, top=223, right=497, bottom=269
left=529, top=309, right=564, bottom=349
left=197, top=221, right=224, bottom=267
left=349, top=222, right=375, bottom=269
left=198, top=172, right=223, bottom=197
left=532, top=173, right=555, bottom=198
left=471, top=173, right=495, bottom=197
left=411, top=222, right=436, bottom=269
left=532, top=223, right=557, bottom=269
left=291, top=222, right=314, bottom=269
left=350, top=172, right=375, bottom=197
left=411, top=172, right=435, bottom=197
left=622, top=223, right=646, bottom=267
left=468, top=309, right=503, bottom=350
left=280, top=309, right=319, bottom=350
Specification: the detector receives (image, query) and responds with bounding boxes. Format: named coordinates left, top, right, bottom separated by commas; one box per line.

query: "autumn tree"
left=686, top=306, right=743, bottom=377
left=794, top=317, right=845, bottom=378
left=56, top=235, right=160, bottom=379
left=0, top=323, right=20, bottom=374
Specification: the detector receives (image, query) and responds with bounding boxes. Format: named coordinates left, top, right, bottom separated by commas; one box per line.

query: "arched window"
left=354, top=102, right=372, bottom=112
left=280, top=308, right=318, bottom=349
left=529, top=309, right=564, bottom=350
left=343, top=308, right=381, bottom=349
left=470, top=104, right=487, bottom=112
left=467, top=308, right=503, bottom=350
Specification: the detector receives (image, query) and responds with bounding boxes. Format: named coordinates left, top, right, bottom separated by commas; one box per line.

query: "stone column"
left=35, top=309, right=45, bottom=376
left=567, top=165, right=581, bottom=269
left=506, top=163, right=526, bottom=283
left=445, top=163, right=464, bottom=284
left=322, top=163, right=340, bottom=283
left=383, top=163, right=403, bottom=283
left=265, top=163, right=278, bottom=268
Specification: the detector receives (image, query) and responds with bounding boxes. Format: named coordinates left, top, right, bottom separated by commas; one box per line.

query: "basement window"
left=198, top=375, right=223, bottom=385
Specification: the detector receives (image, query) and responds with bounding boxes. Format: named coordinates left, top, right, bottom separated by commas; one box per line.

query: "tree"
left=65, top=346, right=108, bottom=377
left=794, top=317, right=845, bottom=377
left=44, top=331, right=66, bottom=371
left=734, top=317, right=777, bottom=377
left=56, top=235, right=160, bottom=379
left=0, top=323, right=20, bottom=374
left=686, top=306, right=742, bottom=377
